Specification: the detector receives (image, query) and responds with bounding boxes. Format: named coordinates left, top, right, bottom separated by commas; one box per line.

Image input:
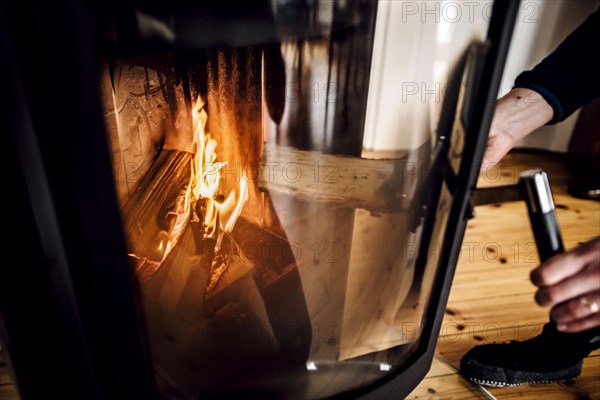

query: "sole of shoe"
left=467, top=377, right=575, bottom=388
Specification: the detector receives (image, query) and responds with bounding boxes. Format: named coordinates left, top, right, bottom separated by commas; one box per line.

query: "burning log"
left=205, top=233, right=235, bottom=293
left=108, top=49, right=315, bottom=395
left=120, top=150, right=192, bottom=272
left=259, top=142, right=412, bottom=213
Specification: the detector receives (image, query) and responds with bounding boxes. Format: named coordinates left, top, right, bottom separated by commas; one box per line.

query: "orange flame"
left=163, top=97, right=247, bottom=260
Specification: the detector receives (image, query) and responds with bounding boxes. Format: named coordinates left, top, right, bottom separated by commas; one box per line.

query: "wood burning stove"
left=2, top=1, right=519, bottom=398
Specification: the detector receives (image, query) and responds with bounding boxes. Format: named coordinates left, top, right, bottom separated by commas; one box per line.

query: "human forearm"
left=513, top=9, right=600, bottom=124
left=481, top=88, right=554, bottom=170
left=495, top=88, right=554, bottom=139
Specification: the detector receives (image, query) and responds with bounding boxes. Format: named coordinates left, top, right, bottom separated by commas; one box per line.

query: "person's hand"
left=481, top=88, right=554, bottom=172
left=530, top=238, right=600, bottom=333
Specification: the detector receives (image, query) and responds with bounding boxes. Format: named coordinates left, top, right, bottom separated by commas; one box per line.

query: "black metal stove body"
left=1, top=1, right=519, bottom=399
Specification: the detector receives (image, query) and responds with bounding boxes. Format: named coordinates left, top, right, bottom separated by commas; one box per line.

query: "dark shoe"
left=567, top=155, right=600, bottom=201
left=569, top=181, right=600, bottom=201
left=460, top=323, right=600, bottom=387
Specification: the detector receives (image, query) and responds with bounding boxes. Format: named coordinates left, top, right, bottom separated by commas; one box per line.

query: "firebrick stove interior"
left=2, top=1, right=519, bottom=399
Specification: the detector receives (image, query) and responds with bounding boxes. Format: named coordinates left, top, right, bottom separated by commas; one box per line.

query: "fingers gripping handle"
left=519, top=170, right=565, bottom=262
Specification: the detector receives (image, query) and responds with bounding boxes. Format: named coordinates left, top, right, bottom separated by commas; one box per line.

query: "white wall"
left=364, top=0, right=600, bottom=153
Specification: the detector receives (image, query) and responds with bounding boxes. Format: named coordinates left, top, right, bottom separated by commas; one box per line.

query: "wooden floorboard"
left=0, top=363, right=11, bottom=386
left=0, top=353, right=17, bottom=400
left=408, top=150, right=600, bottom=400
left=0, top=386, right=18, bottom=400
left=427, top=355, right=460, bottom=378
left=406, top=373, right=488, bottom=400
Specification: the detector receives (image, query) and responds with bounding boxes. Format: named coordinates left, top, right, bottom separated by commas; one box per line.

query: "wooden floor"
left=407, top=150, right=600, bottom=400
left=1, top=150, right=598, bottom=399
left=0, top=352, right=16, bottom=400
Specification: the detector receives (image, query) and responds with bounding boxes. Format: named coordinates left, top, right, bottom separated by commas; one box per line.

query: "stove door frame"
left=357, top=1, right=520, bottom=398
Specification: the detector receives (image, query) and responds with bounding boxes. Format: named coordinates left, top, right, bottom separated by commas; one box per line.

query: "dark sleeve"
left=513, top=8, right=600, bottom=124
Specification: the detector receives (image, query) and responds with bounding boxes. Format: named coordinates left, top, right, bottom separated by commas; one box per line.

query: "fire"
left=163, top=97, right=248, bottom=261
